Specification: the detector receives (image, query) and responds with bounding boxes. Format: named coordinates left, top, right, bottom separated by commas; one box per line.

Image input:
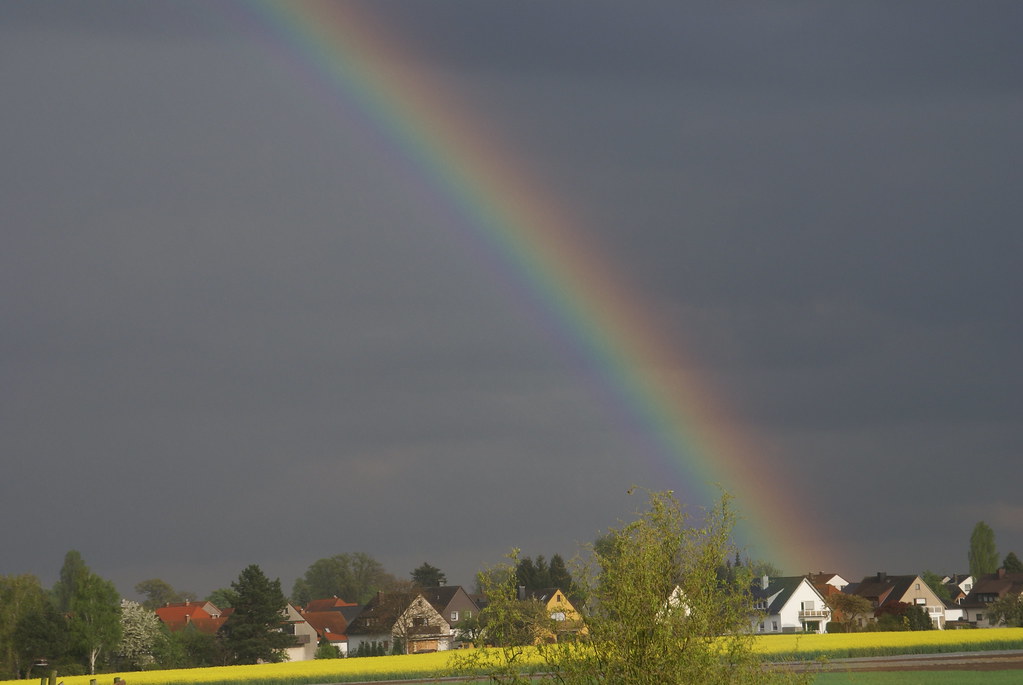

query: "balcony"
left=798, top=610, right=830, bottom=619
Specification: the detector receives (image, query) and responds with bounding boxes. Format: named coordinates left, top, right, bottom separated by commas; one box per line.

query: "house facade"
left=847, top=572, right=947, bottom=629
left=752, top=576, right=831, bottom=634
left=958, top=569, right=1023, bottom=627
left=346, top=591, right=452, bottom=654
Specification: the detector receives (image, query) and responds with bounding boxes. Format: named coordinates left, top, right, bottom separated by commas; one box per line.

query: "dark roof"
left=848, top=573, right=921, bottom=608
left=960, top=570, right=1023, bottom=608
left=751, top=576, right=808, bottom=615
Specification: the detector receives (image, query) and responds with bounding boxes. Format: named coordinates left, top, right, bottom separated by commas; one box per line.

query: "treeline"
left=0, top=547, right=579, bottom=679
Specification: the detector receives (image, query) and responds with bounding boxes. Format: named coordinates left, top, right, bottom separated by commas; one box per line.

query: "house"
left=301, top=609, right=350, bottom=656
left=846, top=572, right=947, bottom=629
left=281, top=604, right=320, bottom=662
left=346, top=591, right=452, bottom=655
left=154, top=601, right=229, bottom=634
left=419, top=586, right=481, bottom=645
left=751, top=576, right=830, bottom=634
left=520, top=587, right=585, bottom=638
left=958, top=569, right=1023, bottom=627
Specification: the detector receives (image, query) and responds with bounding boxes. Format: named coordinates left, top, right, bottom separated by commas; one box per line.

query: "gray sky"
left=2, top=1, right=1021, bottom=599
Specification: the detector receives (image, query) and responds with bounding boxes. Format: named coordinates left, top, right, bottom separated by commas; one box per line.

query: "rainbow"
left=237, top=0, right=828, bottom=573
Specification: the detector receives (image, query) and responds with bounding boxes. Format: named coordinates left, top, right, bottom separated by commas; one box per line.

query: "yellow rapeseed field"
left=753, top=626, right=1023, bottom=659
left=3, top=629, right=1022, bottom=685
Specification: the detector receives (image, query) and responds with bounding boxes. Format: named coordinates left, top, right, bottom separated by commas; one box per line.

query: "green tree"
left=921, top=570, right=951, bottom=603
left=134, top=579, right=189, bottom=610
left=205, top=587, right=237, bottom=609
left=548, top=554, right=573, bottom=595
left=986, top=594, right=1023, bottom=627
left=969, top=521, right=999, bottom=578
left=12, top=600, right=69, bottom=677
left=152, top=624, right=225, bottom=669
left=823, top=592, right=874, bottom=630
left=410, top=562, right=446, bottom=588
left=52, top=550, right=89, bottom=613
left=67, top=571, right=122, bottom=674
left=457, top=490, right=806, bottom=684
left=291, top=553, right=396, bottom=605
left=0, top=574, right=50, bottom=678
left=1003, top=552, right=1023, bottom=574
left=221, top=565, right=294, bottom=664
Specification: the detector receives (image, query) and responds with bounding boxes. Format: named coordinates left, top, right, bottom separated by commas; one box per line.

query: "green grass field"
left=813, top=672, right=1020, bottom=685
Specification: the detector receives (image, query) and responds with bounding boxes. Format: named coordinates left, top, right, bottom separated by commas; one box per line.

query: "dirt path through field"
left=777, top=649, right=1023, bottom=672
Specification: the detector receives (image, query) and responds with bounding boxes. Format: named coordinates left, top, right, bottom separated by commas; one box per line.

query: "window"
left=801, top=600, right=815, bottom=611
left=450, top=611, right=459, bottom=622
left=772, top=621, right=779, bottom=632
left=465, top=610, right=472, bottom=619
left=915, top=583, right=921, bottom=590
left=915, top=598, right=926, bottom=605
left=412, top=616, right=427, bottom=626
left=976, top=613, right=984, bottom=622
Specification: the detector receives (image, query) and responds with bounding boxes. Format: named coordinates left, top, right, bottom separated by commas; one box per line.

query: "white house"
left=752, top=576, right=831, bottom=634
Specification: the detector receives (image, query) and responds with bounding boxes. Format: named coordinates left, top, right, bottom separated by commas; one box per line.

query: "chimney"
left=877, top=571, right=887, bottom=582
left=761, top=575, right=769, bottom=590
left=998, top=568, right=1006, bottom=579
left=517, top=585, right=526, bottom=601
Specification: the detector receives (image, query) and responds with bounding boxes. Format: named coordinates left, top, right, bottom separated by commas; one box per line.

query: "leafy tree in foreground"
left=455, top=490, right=808, bottom=685
left=410, top=562, right=447, bottom=588
left=969, top=521, right=999, bottom=578
left=222, top=564, right=294, bottom=664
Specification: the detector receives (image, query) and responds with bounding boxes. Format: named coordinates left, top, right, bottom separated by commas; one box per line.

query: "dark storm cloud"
left=1, top=1, right=1020, bottom=594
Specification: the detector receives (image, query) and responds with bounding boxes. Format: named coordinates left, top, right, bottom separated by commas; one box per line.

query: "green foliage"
left=65, top=560, right=123, bottom=674
left=52, top=551, right=89, bottom=614
left=222, top=564, right=294, bottom=664
left=968, top=521, right=999, bottom=578
left=1003, top=552, right=1023, bottom=573
left=921, top=570, right=951, bottom=603
left=134, top=579, right=190, bottom=610
left=456, top=489, right=807, bottom=685
left=291, top=553, right=397, bottom=606
left=824, top=593, right=874, bottom=630
left=206, top=587, right=238, bottom=609
left=151, top=624, right=226, bottom=669
left=409, top=562, right=446, bottom=588
left=314, top=640, right=342, bottom=659
left=0, top=574, right=53, bottom=678
left=986, top=593, right=1023, bottom=627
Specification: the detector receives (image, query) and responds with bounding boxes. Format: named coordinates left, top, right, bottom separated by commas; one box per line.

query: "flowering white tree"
left=118, top=601, right=162, bottom=670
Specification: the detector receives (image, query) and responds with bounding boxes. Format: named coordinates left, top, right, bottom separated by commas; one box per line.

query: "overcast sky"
left=2, top=1, right=1021, bottom=600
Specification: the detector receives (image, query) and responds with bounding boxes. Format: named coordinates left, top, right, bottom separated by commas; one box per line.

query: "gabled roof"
left=155, top=601, right=225, bottom=632
left=346, top=591, right=447, bottom=636
left=960, top=569, right=1023, bottom=608
left=301, top=610, right=349, bottom=641
left=751, top=577, right=815, bottom=615
left=848, top=573, right=925, bottom=609
left=419, top=585, right=479, bottom=616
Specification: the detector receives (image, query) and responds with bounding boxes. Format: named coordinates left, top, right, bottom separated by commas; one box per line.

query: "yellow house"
left=522, top=587, right=586, bottom=637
